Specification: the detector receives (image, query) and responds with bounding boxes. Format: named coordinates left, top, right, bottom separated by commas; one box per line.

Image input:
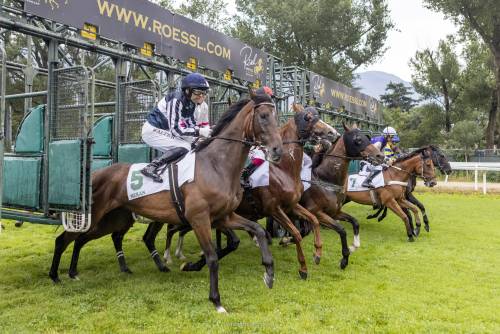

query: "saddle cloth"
left=347, top=172, right=385, bottom=192
left=249, top=153, right=313, bottom=191
left=127, top=152, right=196, bottom=200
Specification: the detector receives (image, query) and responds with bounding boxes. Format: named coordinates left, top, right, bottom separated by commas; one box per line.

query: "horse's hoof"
left=215, top=305, right=227, bottom=313
left=340, top=257, right=349, bottom=270
left=408, top=236, right=415, bottom=242
left=180, top=262, right=195, bottom=271
left=425, top=225, right=430, bottom=232
left=298, top=270, right=308, bottom=280
left=69, top=274, right=80, bottom=280
left=377, top=217, right=384, bottom=222
left=349, top=245, right=356, bottom=253
left=49, top=274, right=61, bottom=284
left=313, top=255, right=321, bottom=265
left=165, top=258, right=173, bottom=265
left=414, top=226, right=420, bottom=237
left=121, top=268, right=133, bottom=274
left=263, top=272, right=274, bottom=289
left=159, top=265, right=170, bottom=273
left=353, top=235, right=361, bottom=248
left=177, top=255, right=187, bottom=261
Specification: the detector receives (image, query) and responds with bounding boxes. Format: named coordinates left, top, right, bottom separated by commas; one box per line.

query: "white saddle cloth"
left=127, top=152, right=196, bottom=200
left=347, top=171, right=385, bottom=192
left=248, top=153, right=312, bottom=191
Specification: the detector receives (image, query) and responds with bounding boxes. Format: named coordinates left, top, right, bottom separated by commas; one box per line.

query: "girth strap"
left=168, top=161, right=190, bottom=226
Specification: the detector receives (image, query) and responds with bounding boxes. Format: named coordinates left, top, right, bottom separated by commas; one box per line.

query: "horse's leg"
left=407, top=191, right=430, bottom=232
left=68, top=227, right=112, bottom=279
left=291, top=204, right=322, bottom=265
left=400, top=199, right=421, bottom=237
left=215, top=229, right=222, bottom=251
left=174, top=227, right=190, bottom=261
left=143, top=222, right=169, bottom=272
left=189, top=217, right=225, bottom=313
left=367, top=206, right=384, bottom=219
left=377, top=207, right=388, bottom=222
left=385, top=198, right=415, bottom=242
left=49, top=231, right=79, bottom=283
left=217, top=213, right=274, bottom=288
left=273, top=207, right=308, bottom=279
left=112, top=228, right=133, bottom=274
left=336, top=211, right=361, bottom=250
left=181, top=228, right=241, bottom=272
left=164, top=224, right=182, bottom=263
left=316, top=211, right=350, bottom=269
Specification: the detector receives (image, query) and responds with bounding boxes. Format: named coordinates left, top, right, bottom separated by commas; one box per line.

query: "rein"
left=206, top=101, right=274, bottom=148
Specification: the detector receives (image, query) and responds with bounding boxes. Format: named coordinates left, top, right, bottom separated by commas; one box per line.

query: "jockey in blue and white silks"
left=362, top=126, right=399, bottom=188
left=141, top=73, right=212, bottom=183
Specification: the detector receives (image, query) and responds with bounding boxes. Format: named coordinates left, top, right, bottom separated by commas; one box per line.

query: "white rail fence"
left=448, top=162, right=500, bottom=194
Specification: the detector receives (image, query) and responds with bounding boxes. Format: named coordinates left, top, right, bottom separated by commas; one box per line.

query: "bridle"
left=388, top=153, right=435, bottom=183
left=210, top=101, right=275, bottom=148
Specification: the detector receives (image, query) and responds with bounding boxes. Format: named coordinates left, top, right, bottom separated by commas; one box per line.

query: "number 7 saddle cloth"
left=126, top=152, right=196, bottom=200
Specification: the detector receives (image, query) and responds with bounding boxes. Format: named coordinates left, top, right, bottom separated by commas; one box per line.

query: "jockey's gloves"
left=199, top=127, right=212, bottom=138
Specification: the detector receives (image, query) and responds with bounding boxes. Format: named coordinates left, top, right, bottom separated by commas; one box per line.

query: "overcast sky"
left=358, top=0, right=458, bottom=81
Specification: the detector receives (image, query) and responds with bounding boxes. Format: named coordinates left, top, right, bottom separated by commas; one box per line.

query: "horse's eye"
left=354, top=137, right=362, bottom=145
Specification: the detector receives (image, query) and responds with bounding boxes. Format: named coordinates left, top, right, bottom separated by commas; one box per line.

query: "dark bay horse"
left=48, top=93, right=283, bottom=313
left=367, top=145, right=452, bottom=233
left=299, top=124, right=384, bottom=269
left=148, top=104, right=338, bottom=279
left=346, top=147, right=437, bottom=241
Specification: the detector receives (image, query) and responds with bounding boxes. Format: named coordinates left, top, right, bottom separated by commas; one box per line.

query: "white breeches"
left=141, top=122, right=192, bottom=153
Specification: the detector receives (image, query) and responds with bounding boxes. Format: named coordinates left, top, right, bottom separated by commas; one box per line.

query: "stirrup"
left=141, top=166, right=163, bottom=183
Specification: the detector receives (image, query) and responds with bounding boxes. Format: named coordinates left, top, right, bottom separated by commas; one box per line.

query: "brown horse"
left=48, top=93, right=283, bottom=313
left=149, top=104, right=338, bottom=279
left=346, top=147, right=437, bottom=241
left=299, top=125, right=384, bottom=269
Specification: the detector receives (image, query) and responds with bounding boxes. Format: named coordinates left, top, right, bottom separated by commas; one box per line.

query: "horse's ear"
left=342, top=121, right=350, bottom=132
left=249, top=87, right=256, bottom=99
left=292, top=102, right=303, bottom=113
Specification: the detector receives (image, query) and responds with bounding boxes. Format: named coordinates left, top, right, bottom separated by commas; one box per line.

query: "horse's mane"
left=194, top=94, right=273, bottom=152
left=394, top=145, right=430, bottom=163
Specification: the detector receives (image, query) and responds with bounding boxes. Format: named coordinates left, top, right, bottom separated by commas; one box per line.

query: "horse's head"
left=291, top=104, right=338, bottom=142
left=417, top=149, right=437, bottom=187
left=342, top=123, right=384, bottom=164
left=429, top=145, right=452, bottom=175
left=248, top=93, right=283, bottom=163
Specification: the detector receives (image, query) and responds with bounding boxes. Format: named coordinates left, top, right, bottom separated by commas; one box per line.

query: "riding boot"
left=362, top=169, right=381, bottom=188
left=240, top=163, right=260, bottom=188
left=141, top=147, right=188, bottom=183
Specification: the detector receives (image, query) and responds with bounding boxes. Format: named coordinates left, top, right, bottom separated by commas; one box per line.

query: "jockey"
left=241, top=86, right=274, bottom=187
left=362, top=126, right=399, bottom=188
left=141, top=72, right=212, bottom=183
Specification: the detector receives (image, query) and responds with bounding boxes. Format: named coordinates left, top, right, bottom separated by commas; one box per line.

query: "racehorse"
left=299, top=125, right=385, bottom=269
left=346, top=147, right=437, bottom=241
left=48, top=93, right=283, bottom=313
left=366, top=145, right=452, bottom=233
left=149, top=103, right=338, bottom=279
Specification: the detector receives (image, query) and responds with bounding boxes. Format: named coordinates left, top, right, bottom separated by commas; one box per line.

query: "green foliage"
left=423, top=0, right=500, bottom=147
left=380, top=81, right=417, bottom=111
left=231, top=0, right=394, bottom=84
left=1, top=193, right=499, bottom=332
left=383, top=103, right=445, bottom=148
left=448, top=120, right=484, bottom=153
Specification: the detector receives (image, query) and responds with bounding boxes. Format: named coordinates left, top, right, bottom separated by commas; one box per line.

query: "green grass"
left=1, top=193, right=499, bottom=333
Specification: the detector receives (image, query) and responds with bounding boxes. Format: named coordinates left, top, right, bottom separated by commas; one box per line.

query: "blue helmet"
left=181, top=73, right=209, bottom=90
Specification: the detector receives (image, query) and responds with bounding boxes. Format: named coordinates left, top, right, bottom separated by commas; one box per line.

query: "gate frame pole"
left=42, top=31, right=59, bottom=216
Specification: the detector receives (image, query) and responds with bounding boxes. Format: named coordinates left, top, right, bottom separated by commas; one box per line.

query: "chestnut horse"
left=367, top=145, right=452, bottom=233
left=346, top=147, right=437, bottom=241
left=48, top=94, right=283, bottom=313
left=148, top=104, right=338, bottom=279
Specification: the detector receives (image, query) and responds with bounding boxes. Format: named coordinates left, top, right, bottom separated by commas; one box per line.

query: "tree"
left=410, top=36, right=461, bottom=133
left=158, top=0, right=231, bottom=33
left=448, top=120, right=483, bottom=159
left=231, top=0, right=393, bottom=84
left=380, top=81, right=417, bottom=111
left=423, top=0, right=500, bottom=147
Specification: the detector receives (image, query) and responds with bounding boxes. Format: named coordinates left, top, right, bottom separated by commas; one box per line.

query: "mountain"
left=354, top=71, right=419, bottom=101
